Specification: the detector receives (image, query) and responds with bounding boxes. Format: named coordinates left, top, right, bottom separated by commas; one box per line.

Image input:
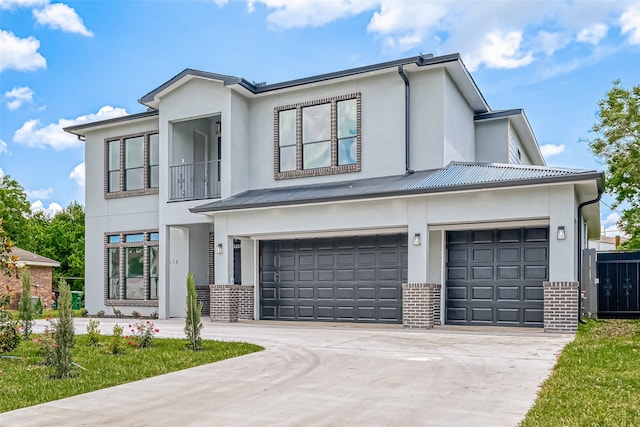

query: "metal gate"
left=597, top=251, right=640, bottom=318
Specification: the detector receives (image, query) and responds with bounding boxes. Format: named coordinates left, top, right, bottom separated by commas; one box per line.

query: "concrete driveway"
left=1, top=319, right=572, bottom=427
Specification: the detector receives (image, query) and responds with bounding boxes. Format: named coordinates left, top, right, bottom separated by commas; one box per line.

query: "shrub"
left=86, top=318, right=101, bottom=346
left=80, top=308, right=89, bottom=317
left=96, top=310, right=105, bottom=318
left=131, top=310, right=141, bottom=319
left=34, top=297, right=43, bottom=317
left=126, top=319, right=158, bottom=348
left=108, top=324, right=126, bottom=355
left=149, top=311, right=158, bottom=319
left=32, top=319, right=55, bottom=365
left=17, top=269, right=35, bottom=339
left=184, top=272, right=203, bottom=351
left=52, top=280, right=75, bottom=378
left=113, top=308, right=123, bottom=318
left=0, top=297, right=20, bottom=353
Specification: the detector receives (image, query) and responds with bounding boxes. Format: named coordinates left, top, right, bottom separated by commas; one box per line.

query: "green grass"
left=521, top=319, right=640, bottom=427
left=0, top=334, right=263, bottom=412
left=9, top=309, right=86, bottom=319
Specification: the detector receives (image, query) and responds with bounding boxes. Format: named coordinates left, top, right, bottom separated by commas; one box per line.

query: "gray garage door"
left=446, top=228, right=548, bottom=327
left=260, top=234, right=408, bottom=323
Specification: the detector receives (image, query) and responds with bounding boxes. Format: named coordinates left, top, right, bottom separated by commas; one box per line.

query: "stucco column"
left=549, top=185, right=577, bottom=282
left=213, top=213, right=231, bottom=285
left=407, top=198, right=428, bottom=283
left=158, top=225, right=171, bottom=319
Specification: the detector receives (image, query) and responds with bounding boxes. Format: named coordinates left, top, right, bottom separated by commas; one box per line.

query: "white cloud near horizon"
left=30, top=199, right=63, bottom=216
left=5, top=86, right=34, bottom=110
left=33, top=3, right=93, bottom=37
left=0, top=30, right=46, bottom=72
left=26, top=187, right=53, bottom=199
left=69, top=162, right=85, bottom=190
left=244, top=1, right=634, bottom=72
left=620, top=4, right=640, bottom=45
left=13, top=105, right=128, bottom=150
left=540, top=144, right=566, bottom=158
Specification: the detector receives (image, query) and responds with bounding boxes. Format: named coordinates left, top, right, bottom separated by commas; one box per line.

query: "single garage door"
left=260, top=234, right=407, bottom=323
left=446, top=228, right=548, bottom=327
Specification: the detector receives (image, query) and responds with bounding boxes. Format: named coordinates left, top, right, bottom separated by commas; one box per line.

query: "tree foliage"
left=184, top=272, right=203, bottom=351
left=590, top=80, right=640, bottom=249
left=53, top=280, right=75, bottom=378
left=18, top=268, right=35, bottom=339
left=0, top=176, right=30, bottom=244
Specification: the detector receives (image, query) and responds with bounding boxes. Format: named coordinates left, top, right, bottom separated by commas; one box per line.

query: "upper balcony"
left=169, top=160, right=221, bottom=201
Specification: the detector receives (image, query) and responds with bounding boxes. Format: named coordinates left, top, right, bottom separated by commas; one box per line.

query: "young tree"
left=17, top=268, right=35, bottom=339
left=590, top=80, right=640, bottom=248
left=53, top=280, right=75, bottom=378
left=184, top=272, right=203, bottom=351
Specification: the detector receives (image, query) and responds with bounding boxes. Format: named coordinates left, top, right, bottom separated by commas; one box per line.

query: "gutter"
left=397, top=65, right=413, bottom=174
left=576, top=182, right=604, bottom=324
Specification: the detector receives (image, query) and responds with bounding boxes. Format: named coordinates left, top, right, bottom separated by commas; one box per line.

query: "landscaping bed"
left=521, top=319, right=640, bottom=426
left=0, top=334, right=262, bottom=412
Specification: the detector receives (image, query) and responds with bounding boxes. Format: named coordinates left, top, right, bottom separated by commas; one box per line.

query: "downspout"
left=576, top=186, right=603, bottom=324
left=398, top=66, right=413, bottom=175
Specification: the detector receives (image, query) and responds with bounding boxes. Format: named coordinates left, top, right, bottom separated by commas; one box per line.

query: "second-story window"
left=105, top=131, right=159, bottom=197
left=275, top=93, right=361, bottom=179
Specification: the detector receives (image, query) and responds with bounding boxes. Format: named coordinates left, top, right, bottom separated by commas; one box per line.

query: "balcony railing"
left=169, top=160, right=221, bottom=201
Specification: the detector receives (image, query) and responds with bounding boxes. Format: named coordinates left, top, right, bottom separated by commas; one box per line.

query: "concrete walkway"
left=1, top=319, right=572, bottom=427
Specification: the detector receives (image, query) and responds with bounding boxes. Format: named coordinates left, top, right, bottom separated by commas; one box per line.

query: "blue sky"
left=1, top=0, right=638, bottom=234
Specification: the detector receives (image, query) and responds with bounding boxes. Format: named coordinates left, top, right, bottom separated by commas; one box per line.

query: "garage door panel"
left=317, top=270, right=334, bottom=281
left=358, top=269, right=376, bottom=281
left=472, top=266, right=493, bottom=280
left=379, top=268, right=399, bottom=281
left=278, top=306, right=295, bottom=319
left=298, top=306, right=314, bottom=318
left=336, top=287, right=355, bottom=299
left=359, top=252, right=376, bottom=265
left=337, top=306, right=355, bottom=319
left=298, top=287, right=314, bottom=299
left=280, top=270, right=295, bottom=282
left=298, top=254, right=314, bottom=266
left=357, top=287, right=376, bottom=300
left=262, top=306, right=276, bottom=319
left=298, top=270, right=314, bottom=281
left=471, top=286, right=493, bottom=300
left=446, top=228, right=547, bottom=327
left=379, top=306, right=400, bottom=320
left=337, top=253, right=355, bottom=266
left=337, top=269, right=355, bottom=282
left=280, top=253, right=295, bottom=267
left=279, top=287, right=295, bottom=300
left=318, top=254, right=334, bottom=266
left=379, top=286, right=400, bottom=300
left=317, top=306, right=334, bottom=319
left=357, top=306, right=376, bottom=320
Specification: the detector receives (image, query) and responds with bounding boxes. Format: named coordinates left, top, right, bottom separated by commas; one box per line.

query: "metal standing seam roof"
left=190, top=162, right=603, bottom=214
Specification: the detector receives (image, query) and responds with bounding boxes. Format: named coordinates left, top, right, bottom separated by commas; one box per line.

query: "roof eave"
left=63, top=110, right=159, bottom=137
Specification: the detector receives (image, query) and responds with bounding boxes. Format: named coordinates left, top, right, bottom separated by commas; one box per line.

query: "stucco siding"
left=443, top=71, right=475, bottom=164
left=475, top=119, right=509, bottom=163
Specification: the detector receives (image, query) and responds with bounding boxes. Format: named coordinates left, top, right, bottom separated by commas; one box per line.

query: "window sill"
left=105, top=188, right=159, bottom=199
left=105, top=299, right=158, bottom=307
left=275, top=163, right=360, bottom=180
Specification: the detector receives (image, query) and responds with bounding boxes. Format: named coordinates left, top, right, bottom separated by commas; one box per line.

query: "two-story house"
left=65, top=53, right=602, bottom=332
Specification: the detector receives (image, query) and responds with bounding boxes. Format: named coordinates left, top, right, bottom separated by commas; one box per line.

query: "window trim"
left=104, top=229, right=159, bottom=307
left=104, top=130, right=159, bottom=198
left=273, top=93, right=361, bottom=180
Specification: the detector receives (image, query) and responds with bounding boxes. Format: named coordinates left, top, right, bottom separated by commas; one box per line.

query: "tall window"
left=105, top=131, right=159, bottom=197
left=275, top=93, right=361, bottom=179
left=105, top=231, right=159, bottom=302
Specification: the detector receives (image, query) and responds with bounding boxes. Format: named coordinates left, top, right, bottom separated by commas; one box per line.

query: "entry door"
left=193, top=131, right=208, bottom=197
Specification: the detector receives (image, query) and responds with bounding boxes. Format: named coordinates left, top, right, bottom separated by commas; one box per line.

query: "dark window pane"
left=338, top=137, right=357, bottom=165
left=280, top=145, right=296, bottom=172
left=279, top=110, right=296, bottom=147
left=302, top=104, right=330, bottom=143
left=303, top=141, right=331, bottom=169
left=108, top=248, right=120, bottom=299
left=149, top=245, right=158, bottom=300
left=125, top=167, right=144, bottom=190
left=125, top=247, right=144, bottom=300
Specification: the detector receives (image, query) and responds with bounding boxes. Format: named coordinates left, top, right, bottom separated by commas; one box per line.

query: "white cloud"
left=620, top=5, right=640, bottom=45
left=13, top=105, right=128, bottom=150
left=0, top=0, right=47, bottom=10
left=534, top=31, right=572, bottom=56
left=0, top=139, right=7, bottom=155
left=69, top=162, right=85, bottom=190
left=540, top=144, right=566, bottom=158
left=466, top=31, right=533, bottom=71
left=0, top=30, right=46, bottom=72
left=33, top=3, right=93, bottom=37
left=30, top=200, right=63, bottom=216
left=4, top=86, right=34, bottom=110
left=576, top=23, right=608, bottom=44
left=602, top=212, right=620, bottom=228
left=213, top=0, right=228, bottom=6
left=248, top=0, right=378, bottom=28
left=26, top=187, right=53, bottom=199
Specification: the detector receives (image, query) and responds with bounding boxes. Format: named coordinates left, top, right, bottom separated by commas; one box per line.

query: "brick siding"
left=210, top=284, right=239, bottom=323
left=238, top=285, right=254, bottom=320
left=402, top=283, right=439, bottom=329
left=433, top=284, right=442, bottom=326
left=0, top=266, right=54, bottom=310
left=543, top=281, right=579, bottom=333
left=196, top=285, right=210, bottom=316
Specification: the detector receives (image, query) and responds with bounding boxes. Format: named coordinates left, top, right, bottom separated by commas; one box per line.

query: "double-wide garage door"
left=446, top=227, right=549, bottom=327
left=260, top=234, right=407, bottom=323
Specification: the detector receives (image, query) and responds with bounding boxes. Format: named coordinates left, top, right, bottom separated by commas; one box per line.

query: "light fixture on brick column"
left=216, top=243, right=223, bottom=254
left=412, top=233, right=421, bottom=246
left=557, top=226, right=566, bottom=240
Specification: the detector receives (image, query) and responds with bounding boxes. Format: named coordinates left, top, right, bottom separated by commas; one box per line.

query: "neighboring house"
left=65, top=53, right=603, bottom=332
left=589, top=235, right=629, bottom=251
left=1, top=247, right=60, bottom=309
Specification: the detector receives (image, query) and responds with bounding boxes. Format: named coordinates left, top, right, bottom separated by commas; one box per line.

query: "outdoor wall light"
left=412, top=233, right=422, bottom=246
left=557, top=226, right=566, bottom=240
left=215, top=243, right=223, bottom=254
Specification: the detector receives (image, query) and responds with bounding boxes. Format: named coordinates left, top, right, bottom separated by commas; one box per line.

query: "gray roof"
left=10, top=247, right=60, bottom=267
left=191, top=162, right=603, bottom=214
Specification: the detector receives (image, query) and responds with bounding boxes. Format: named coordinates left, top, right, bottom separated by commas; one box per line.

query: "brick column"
left=238, top=285, right=255, bottom=320
left=402, top=283, right=437, bottom=329
left=432, top=284, right=442, bottom=326
left=543, top=281, right=579, bottom=333
left=210, top=284, right=239, bottom=323
left=195, top=285, right=210, bottom=316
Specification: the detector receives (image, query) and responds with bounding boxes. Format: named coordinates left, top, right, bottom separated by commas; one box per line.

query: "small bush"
left=32, top=320, right=55, bottom=365
left=86, top=318, right=101, bottom=346
left=126, top=319, right=158, bottom=348
left=113, top=308, right=123, bottom=318
left=131, top=310, right=141, bottom=319
left=149, top=311, right=158, bottom=319
left=18, top=269, right=35, bottom=339
left=0, top=295, right=20, bottom=353
left=53, top=281, right=75, bottom=378
left=109, top=324, right=126, bottom=355
left=34, top=297, right=43, bottom=317
left=96, top=310, right=105, bottom=318
left=80, top=308, right=89, bottom=317
left=185, top=272, right=203, bottom=351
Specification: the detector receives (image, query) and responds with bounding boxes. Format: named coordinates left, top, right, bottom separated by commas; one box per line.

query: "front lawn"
left=521, top=319, right=640, bottom=426
left=0, top=334, right=262, bottom=412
